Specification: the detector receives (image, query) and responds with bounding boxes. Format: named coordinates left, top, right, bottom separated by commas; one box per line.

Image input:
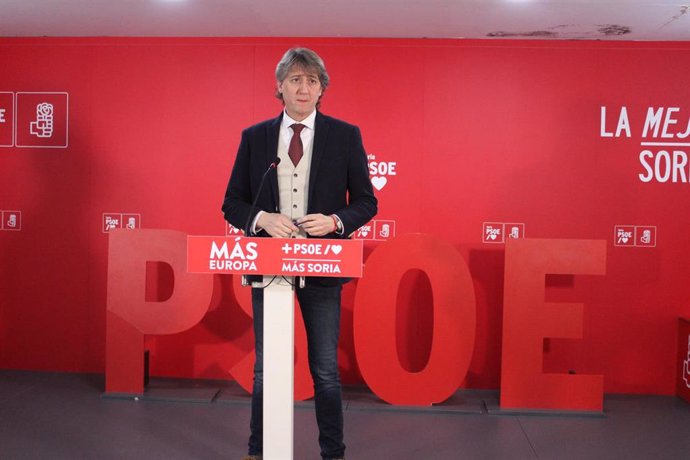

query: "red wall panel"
left=1, top=38, right=690, bottom=395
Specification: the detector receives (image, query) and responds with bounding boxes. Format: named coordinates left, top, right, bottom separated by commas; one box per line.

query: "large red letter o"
left=353, top=233, right=476, bottom=405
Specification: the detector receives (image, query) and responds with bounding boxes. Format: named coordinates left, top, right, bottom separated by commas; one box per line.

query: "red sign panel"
left=187, top=236, right=363, bottom=278
left=0, top=92, right=14, bottom=147
left=15, top=92, right=68, bottom=148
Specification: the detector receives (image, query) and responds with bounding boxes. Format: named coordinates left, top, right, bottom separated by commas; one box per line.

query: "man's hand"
left=297, top=214, right=337, bottom=237
left=257, top=212, right=299, bottom=238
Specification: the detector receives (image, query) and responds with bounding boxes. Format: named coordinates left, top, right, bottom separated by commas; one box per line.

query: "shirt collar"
left=282, top=109, right=317, bottom=131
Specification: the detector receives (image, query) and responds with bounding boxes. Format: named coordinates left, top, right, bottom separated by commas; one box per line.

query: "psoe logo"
left=367, top=153, right=397, bottom=192
left=103, top=213, right=141, bottom=233
left=636, top=226, right=657, bottom=247
left=483, top=223, right=504, bottom=243
left=1, top=210, right=22, bottom=231
left=613, top=225, right=636, bottom=246
left=30, top=102, right=54, bottom=138
left=375, top=220, right=396, bottom=240
left=354, top=223, right=374, bottom=240
left=209, top=237, right=258, bottom=271
left=353, top=220, right=396, bottom=241
left=505, top=223, right=525, bottom=240
left=16, top=92, right=68, bottom=148
left=613, top=225, right=656, bottom=248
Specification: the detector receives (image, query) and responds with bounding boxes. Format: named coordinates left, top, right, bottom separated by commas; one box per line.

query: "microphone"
left=243, top=157, right=281, bottom=235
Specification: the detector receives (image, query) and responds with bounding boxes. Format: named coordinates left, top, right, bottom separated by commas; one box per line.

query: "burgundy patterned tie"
left=288, top=123, right=305, bottom=166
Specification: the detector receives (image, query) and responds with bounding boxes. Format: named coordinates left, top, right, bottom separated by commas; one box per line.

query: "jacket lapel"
left=267, top=114, right=282, bottom=210
left=308, top=112, right=329, bottom=208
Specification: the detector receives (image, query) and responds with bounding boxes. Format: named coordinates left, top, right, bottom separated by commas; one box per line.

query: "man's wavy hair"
left=275, top=47, right=330, bottom=109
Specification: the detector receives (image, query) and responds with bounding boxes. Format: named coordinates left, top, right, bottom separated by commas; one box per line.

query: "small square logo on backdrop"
left=103, top=213, right=141, bottom=233
left=354, top=223, right=375, bottom=240
left=375, top=220, right=395, bottom=240
left=636, top=226, right=656, bottom=247
left=103, top=214, right=122, bottom=232
left=3, top=211, right=22, bottom=231
left=121, top=214, right=141, bottom=230
left=16, top=92, right=68, bottom=148
left=614, top=225, right=636, bottom=247
left=505, top=223, right=525, bottom=240
left=483, top=223, right=504, bottom=243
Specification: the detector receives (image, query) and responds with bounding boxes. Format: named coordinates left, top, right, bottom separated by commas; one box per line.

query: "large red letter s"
left=500, top=238, right=606, bottom=411
left=105, top=229, right=214, bottom=394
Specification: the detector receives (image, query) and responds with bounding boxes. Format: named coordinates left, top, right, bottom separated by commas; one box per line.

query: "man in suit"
left=222, top=47, right=377, bottom=460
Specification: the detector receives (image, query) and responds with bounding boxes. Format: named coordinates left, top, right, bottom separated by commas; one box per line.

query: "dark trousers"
left=248, top=283, right=345, bottom=460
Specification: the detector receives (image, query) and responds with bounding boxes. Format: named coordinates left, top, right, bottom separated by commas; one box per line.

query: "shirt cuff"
left=250, top=211, right=264, bottom=235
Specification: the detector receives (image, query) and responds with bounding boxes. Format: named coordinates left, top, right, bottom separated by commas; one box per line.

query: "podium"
left=188, top=236, right=363, bottom=460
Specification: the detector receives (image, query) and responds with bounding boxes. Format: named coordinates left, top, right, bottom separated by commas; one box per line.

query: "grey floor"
left=1, top=371, right=689, bottom=460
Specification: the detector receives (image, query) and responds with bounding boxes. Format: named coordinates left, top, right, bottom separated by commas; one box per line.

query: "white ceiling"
left=1, top=0, right=689, bottom=41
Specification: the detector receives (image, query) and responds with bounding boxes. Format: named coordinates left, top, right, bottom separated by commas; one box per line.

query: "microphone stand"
left=241, top=157, right=281, bottom=287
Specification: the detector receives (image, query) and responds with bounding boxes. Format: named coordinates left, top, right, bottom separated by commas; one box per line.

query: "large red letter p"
left=105, top=229, right=213, bottom=394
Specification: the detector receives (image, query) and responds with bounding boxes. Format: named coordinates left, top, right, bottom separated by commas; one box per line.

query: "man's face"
left=277, top=66, right=322, bottom=121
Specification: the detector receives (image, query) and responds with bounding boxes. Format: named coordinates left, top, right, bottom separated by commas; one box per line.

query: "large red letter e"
left=500, top=238, right=606, bottom=411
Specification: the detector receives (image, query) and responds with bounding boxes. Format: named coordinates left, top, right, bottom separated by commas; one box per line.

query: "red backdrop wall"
left=1, top=37, right=690, bottom=395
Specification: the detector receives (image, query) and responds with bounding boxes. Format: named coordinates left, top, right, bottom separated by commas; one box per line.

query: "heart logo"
left=371, top=176, right=387, bottom=191
left=331, top=244, right=342, bottom=255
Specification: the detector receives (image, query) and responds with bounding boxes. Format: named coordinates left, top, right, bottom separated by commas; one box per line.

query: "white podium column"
left=262, top=276, right=295, bottom=460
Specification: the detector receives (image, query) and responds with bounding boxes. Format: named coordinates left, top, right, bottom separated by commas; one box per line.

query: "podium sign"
left=187, top=236, right=363, bottom=278
left=187, top=235, right=363, bottom=460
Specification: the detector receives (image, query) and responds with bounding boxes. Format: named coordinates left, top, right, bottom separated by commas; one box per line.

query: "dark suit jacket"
left=221, top=111, right=378, bottom=285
